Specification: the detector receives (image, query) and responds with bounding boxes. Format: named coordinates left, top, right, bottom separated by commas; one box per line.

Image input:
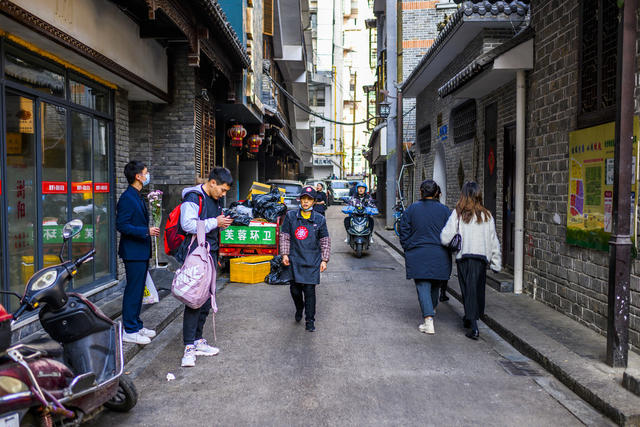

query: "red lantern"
left=247, top=134, right=262, bottom=153
left=228, top=124, right=247, bottom=148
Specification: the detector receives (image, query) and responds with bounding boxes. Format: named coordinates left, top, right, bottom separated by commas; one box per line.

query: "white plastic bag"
left=143, top=272, right=159, bottom=304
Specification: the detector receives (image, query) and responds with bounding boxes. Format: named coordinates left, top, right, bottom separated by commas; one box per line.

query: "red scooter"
left=0, top=219, right=137, bottom=426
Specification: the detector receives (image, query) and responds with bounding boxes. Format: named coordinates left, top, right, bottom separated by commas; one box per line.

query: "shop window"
left=4, top=49, right=65, bottom=98
left=5, top=93, right=37, bottom=308
left=70, top=77, right=110, bottom=114
left=451, top=100, right=476, bottom=144
left=417, top=124, right=431, bottom=154
left=579, top=0, right=618, bottom=127
left=310, top=85, right=325, bottom=107
left=195, top=97, right=215, bottom=180
left=93, top=120, right=111, bottom=281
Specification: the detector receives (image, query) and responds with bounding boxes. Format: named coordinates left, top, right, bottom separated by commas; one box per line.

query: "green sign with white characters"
left=220, top=223, right=277, bottom=245
left=42, top=225, right=94, bottom=244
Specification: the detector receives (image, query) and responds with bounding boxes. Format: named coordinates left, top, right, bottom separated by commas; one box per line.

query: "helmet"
left=356, top=182, right=368, bottom=191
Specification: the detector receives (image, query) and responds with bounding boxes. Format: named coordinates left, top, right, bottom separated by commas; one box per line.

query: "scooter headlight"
left=354, top=223, right=365, bottom=232
left=31, top=270, right=58, bottom=291
left=0, top=376, right=28, bottom=395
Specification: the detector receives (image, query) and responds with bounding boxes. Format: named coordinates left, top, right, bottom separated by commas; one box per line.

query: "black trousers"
left=182, top=254, right=216, bottom=346
left=290, top=283, right=316, bottom=322
left=456, top=258, right=487, bottom=321
left=183, top=299, right=211, bottom=346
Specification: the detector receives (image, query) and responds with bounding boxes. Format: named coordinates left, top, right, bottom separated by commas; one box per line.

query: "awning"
left=216, top=102, right=263, bottom=126
left=264, top=104, right=286, bottom=128
left=273, top=128, right=300, bottom=160
left=438, top=27, right=534, bottom=99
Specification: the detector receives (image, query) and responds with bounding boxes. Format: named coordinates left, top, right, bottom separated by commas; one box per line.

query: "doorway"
left=503, top=125, right=516, bottom=269
left=433, top=143, right=447, bottom=206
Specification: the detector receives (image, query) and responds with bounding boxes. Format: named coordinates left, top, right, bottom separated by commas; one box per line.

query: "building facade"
left=402, top=0, right=640, bottom=352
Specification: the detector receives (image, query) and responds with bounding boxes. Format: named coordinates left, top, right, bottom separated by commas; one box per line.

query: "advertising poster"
left=567, top=118, right=640, bottom=251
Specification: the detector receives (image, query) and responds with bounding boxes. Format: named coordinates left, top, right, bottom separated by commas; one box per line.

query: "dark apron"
left=288, top=211, right=322, bottom=285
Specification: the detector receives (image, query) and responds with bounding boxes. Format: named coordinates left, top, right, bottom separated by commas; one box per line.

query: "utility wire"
left=267, top=73, right=417, bottom=126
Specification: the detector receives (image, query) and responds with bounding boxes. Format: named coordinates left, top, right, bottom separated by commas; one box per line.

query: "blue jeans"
left=415, top=279, right=445, bottom=318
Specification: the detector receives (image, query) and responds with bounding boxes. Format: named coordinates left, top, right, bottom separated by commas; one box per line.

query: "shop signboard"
left=220, top=221, right=277, bottom=246
left=567, top=118, right=640, bottom=251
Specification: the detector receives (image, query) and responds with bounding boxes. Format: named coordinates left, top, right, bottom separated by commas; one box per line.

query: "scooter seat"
left=21, top=336, right=64, bottom=358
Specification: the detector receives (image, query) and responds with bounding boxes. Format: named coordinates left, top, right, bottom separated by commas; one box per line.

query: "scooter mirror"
left=62, top=219, right=83, bottom=240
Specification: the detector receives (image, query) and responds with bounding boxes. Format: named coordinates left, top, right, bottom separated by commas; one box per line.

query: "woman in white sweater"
left=440, top=181, right=501, bottom=340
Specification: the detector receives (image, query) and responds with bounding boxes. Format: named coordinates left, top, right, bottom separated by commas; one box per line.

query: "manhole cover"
left=497, top=359, right=541, bottom=377
left=357, top=266, right=396, bottom=271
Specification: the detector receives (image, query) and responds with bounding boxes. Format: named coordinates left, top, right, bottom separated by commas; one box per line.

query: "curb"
left=375, top=230, right=640, bottom=426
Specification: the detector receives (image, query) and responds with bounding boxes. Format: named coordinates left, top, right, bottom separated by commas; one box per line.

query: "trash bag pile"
left=264, top=255, right=292, bottom=285
left=222, top=204, right=253, bottom=226
left=251, top=188, right=287, bottom=223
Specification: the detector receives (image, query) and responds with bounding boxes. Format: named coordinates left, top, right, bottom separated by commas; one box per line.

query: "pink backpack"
left=171, top=220, right=218, bottom=315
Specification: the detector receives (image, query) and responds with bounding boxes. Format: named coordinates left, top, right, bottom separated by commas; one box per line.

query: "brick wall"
left=129, top=101, right=153, bottom=167
left=401, top=1, right=449, bottom=159
left=114, top=89, right=130, bottom=281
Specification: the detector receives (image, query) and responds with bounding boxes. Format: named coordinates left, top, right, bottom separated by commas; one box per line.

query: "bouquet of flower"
left=148, top=190, right=163, bottom=268
left=148, top=190, right=163, bottom=228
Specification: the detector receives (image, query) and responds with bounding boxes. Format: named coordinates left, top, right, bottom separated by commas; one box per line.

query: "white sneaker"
left=139, top=328, right=156, bottom=338
left=181, top=345, right=196, bottom=367
left=123, top=331, right=151, bottom=345
left=418, top=318, right=435, bottom=334
left=344, top=238, right=348, bottom=243
left=194, top=339, right=220, bottom=356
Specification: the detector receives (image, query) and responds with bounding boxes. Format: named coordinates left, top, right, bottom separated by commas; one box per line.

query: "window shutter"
left=195, top=97, right=203, bottom=179
left=194, top=98, right=215, bottom=180
left=264, top=0, right=274, bottom=36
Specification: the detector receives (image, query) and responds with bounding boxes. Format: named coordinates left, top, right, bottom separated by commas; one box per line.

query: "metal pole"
left=514, top=70, right=526, bottom=294
left=385, top=0, right=397, bottom=228
left=607, top=0, right=637, bottom=368
left=397, top=90, right=403, bottom=199
left=351, top=71, right=357, bottom=176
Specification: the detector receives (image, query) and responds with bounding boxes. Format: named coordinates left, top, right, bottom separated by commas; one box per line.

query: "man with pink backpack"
left=175, top=167, right=234, bottom=367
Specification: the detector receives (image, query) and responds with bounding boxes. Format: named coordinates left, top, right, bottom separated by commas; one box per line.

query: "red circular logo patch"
left=295, top=226, right=309, bottom=240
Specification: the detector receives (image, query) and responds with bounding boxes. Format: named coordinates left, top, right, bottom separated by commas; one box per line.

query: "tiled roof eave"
left=401, top=0, right=531, bottom=93
left=199, top=0, right=251, bottom=69
left=437, top=25, right=534, bottom=98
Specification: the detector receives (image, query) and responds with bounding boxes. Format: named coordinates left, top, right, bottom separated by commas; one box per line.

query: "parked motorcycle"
left=0, top=219, right=137, bottom=426
left=343, top=198, right=379, bottom=258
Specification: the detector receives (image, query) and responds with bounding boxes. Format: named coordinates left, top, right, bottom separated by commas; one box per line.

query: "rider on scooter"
left=344, top=182, right=375, bottom=237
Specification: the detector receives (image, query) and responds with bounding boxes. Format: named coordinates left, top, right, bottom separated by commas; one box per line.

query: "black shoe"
left=465, top=329, right=479, bottom=340
left=295, top=311, right=303, bottom=323
left=439, top=294, right=450, bottom=302
left=305, top=321, right=315, bottom=332
left=463, top=318, right=471, bottom=329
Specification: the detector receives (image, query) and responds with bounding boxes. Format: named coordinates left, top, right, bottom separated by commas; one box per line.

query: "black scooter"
left=344, top=199, right=378, bottom=258
left=0, top=219, right=137, bottom=426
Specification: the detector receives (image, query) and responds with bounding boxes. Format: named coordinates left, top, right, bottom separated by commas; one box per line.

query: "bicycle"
left=393, top=198, right=405, bottom=237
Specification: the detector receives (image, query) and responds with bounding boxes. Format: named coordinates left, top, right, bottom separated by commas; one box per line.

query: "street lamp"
left=379, top=100, right=391, bottom=119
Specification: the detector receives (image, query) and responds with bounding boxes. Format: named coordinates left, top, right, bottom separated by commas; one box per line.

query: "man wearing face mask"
left=116, top=160, right=160, bottom=345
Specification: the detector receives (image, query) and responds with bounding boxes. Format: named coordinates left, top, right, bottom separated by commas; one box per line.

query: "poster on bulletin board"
left=566, top=118, right=640, bottom=251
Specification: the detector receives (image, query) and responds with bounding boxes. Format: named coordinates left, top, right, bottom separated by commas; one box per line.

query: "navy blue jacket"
left=398, top=199, right=452, bottom=280
left=116, top=186, right=151, bottom=261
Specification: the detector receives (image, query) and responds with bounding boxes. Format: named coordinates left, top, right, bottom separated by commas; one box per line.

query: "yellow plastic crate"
left=22, top=255, right=60, bottom=284
left=230, top=255, right=273, bottom=284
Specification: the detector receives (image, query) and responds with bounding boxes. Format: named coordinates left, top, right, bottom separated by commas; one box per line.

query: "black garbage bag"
left=252, top=188, right=282, bottom=211
left=265, top=255, right=293, bottom=285
left=222, top=205, right=253, bottom=226
left=255, top=202, right=287, bottom=223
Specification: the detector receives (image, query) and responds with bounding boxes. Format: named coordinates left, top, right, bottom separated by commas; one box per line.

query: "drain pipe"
left=514, top=69, right=526, bottom=294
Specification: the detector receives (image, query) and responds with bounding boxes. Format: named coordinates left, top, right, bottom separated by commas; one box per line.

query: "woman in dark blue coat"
left=398, top=180, right=451, bottom=334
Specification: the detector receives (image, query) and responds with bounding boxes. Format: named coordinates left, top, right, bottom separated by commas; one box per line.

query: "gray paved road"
left=89, top=207, right=597, bottom=426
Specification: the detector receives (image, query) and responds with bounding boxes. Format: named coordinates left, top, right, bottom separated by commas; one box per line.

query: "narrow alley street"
left=88, top=207, right=603, bottom=426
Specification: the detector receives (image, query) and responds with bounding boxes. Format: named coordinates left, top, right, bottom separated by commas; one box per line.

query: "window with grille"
left=417, top=125, right=431, bottom=154
left=579, top=0, right=618, bottom=128
left=451, top=100, right=476, bottom=144
left=195, top=97, right=215, bottom=180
